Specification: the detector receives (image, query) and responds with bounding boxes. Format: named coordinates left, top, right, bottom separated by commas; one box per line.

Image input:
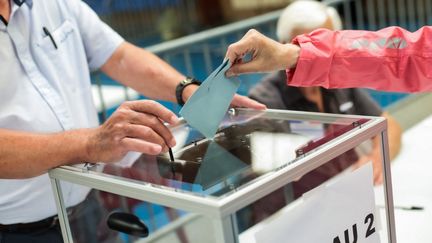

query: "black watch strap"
left=175, top=77, right=200, bottom=106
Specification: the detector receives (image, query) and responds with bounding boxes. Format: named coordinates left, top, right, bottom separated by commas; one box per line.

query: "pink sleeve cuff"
left=286, top=30, right=334, bottom=88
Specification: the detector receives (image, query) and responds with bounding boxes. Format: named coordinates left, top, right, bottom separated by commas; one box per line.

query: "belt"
left=0, top=192, right=91, bottom=234
left=0, top=215, right=60, bottom=234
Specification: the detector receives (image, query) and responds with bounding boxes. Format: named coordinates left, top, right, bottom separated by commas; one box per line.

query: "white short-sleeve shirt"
left=0, top=0, right=124, bottom=224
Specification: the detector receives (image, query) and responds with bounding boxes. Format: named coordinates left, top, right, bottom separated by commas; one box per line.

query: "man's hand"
left=85, top=100, right=179, bottom=163
left=225, top=29, right=300, bottom=77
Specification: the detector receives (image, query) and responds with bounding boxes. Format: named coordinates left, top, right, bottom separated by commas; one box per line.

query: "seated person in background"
left=249, top=0, right=402, bottom=186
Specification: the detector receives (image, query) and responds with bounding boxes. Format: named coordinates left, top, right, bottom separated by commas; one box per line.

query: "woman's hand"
left=225, top=29, right=300, bottom=77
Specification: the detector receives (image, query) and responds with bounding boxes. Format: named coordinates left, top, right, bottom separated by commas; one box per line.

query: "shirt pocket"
left=35, top=19, right=91, bottom=93
left=37, top=20, right=75, bottom=54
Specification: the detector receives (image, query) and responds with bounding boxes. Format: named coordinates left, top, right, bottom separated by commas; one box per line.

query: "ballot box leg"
left=50, top=177, right=74, bottom=243
left=212, top=214, right=239, bottom=243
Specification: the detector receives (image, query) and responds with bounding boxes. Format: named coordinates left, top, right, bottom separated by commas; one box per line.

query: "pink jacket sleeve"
left=287, top=26, right=432, bottom=92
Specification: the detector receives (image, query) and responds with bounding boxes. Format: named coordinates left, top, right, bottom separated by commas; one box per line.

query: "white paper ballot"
left=254, top=163, right=380, bottom=243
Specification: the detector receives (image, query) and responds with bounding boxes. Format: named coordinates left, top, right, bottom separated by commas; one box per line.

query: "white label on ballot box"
left=255, top=163, right=380, bottom=243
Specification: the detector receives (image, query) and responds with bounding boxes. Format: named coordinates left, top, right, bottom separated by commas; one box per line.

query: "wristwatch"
left=175, top=77, right=200, bottom=106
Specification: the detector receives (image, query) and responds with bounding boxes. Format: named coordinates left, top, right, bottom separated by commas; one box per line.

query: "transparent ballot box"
left=49, top=108, right=396, bottom=243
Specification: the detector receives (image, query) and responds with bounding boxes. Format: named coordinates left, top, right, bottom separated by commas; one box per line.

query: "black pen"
left=168, top=148, right=175, bottom=175
left=379, top=205, right=424, bottom=211
left=43, top=26, right=58, bottom=49
left=395, top=205, right=424, bottom=211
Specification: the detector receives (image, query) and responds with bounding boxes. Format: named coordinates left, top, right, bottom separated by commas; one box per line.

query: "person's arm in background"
left=345, top=89, right=402, bottom=185
left=355, top=112, right=402, bottom=185
left=226, top=27, right=432, bottom=93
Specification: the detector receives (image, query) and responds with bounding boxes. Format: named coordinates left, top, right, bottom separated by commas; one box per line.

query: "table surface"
left=378, top=114, right=432, bottom=242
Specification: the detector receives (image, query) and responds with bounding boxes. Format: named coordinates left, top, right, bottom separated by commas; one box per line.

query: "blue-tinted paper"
left=180, top=60, right=240, bottom=138
left=194, top=141, right=247, bottom=189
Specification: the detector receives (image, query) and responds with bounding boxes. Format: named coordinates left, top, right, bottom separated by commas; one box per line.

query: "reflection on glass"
left=250, top=132, right=309, bottom=173
left=100, top=109, right=369, bottom=199
left=160, top=141, right=249, bottom=190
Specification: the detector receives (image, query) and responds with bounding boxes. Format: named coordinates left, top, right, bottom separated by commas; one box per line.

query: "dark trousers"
left=0, top=225, right=63, bottom=243
left=0, top=190, right=119, bottom=243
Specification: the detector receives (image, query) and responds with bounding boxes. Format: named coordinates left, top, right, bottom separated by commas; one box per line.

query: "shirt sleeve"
left=287, top=26, right=432, bottom=93
left=63, top=0, right=124, bottom=71
left=350, top=89, right=382, bottom=116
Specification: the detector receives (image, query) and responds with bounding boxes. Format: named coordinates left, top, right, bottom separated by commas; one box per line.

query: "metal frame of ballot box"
left=48, top=108, right=396, bottom=243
